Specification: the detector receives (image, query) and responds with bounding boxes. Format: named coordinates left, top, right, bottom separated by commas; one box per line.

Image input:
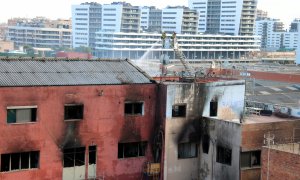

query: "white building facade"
left=140, top=6, right=162, bottom=33
left=102, top=2, right=140, bottom=33
left=94, top=32, right=260, bottom=60
left=189, top=0, right=256, bottom=36
left=72, top=2, right=102, bottom=48
left=162, top=6, right=198, bottom=34
left=255, top=18, right=300, bottom=51
left=8, top=26, right=72, bottom=49
left=255, top=18, right=284, bottom=51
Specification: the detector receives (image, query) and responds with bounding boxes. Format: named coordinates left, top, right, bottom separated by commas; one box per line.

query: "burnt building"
left=159, top=79, right=246, bottom=179
left=0, top=59, right=160, bottom=180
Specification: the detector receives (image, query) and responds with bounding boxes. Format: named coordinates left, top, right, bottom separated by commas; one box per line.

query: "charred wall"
left=0, top=83, right=158, bottom=180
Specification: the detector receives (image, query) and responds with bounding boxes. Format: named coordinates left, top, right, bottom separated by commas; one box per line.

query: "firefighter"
left=161, top=32, right=167, bottom=48
left=171, top=32, right=177, bottom=48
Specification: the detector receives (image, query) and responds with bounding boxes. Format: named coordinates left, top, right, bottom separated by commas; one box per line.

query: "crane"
left=161, top=32, right=194, bottom=76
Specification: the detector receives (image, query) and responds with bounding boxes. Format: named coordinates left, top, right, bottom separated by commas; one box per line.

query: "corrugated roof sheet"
left=0, top=59, right=153, bottom=87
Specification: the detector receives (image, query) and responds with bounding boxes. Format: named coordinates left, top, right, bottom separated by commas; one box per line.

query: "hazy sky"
left=1, top=0, right=300, bottom=29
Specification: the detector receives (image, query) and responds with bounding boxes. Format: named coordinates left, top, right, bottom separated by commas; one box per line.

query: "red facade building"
left=0, top=59, right=161, bottom=180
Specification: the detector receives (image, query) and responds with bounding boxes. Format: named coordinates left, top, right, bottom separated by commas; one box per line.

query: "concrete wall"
left=200, top=118, right=242, bottom=180
left=164, top=83, right=202, bottom=180
left=0, top=84, right=158, bottom=180
left=202, top=80, right=245, bottom=121
left=163, top=80, right=245, bottom=180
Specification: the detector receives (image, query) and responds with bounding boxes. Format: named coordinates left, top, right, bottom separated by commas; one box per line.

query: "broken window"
left=64, top=104, right=84, bottom=120
left=178, top=142, right=198, bottom=159
left=124, top=102, right=144, bottom=115
left=202, top=134, right=210, bottom=154
left=118, top=142, right=147, bottom=158
left=89, top=146, right=96, bottom=165
left=216, top=145, right=232, bottom=165
left=210, top=101, right=218, bottom=117
left=241, top=151, right=261, bottom=168
left=172, top=104, right=186, bottom=117
left=0, top=151, right=39, bottom=172
left=7, top=106, right=37, bottom=124
left=63, top=147, right=86, bottom=167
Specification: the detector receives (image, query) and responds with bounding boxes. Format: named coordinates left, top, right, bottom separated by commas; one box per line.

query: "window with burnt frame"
left=89, top=146, right=97, bottom=165
left=63, top=146, right=96, bottom=168
left=172, top=104, right=186, bottom=117
left=210, top=101, right=218, bottom=117
left=64, top=104, right=84, bottom=120
left=1, top=151, right=39, bottom=172
left=118, top=142, right=147, bottom=158
left=241, top=151, right=261, bottom=168
left=63, top=147, right=85, bottom=167
left=216, top=146, right=232, bottom=165
left=202, top=134, right=210, bottom=154
left=178, top=142, right=198, bottom=159
left=124, top=102, right=144, bottom=115
left=7, top=106, right=37, bottom=124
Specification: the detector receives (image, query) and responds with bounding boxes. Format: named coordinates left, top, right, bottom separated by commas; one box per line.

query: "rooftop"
left=0, top=58, right=153, bottom=87
left=266, top=143, right=300, bottom=155
left=243, top=114, right=300, bottom=124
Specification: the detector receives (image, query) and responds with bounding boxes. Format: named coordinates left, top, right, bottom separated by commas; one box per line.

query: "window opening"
left=172, top=104, right=187, bottom=117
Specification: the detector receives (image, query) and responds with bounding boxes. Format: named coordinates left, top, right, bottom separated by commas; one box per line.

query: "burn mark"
left=177, top=83, right=207, bottom=143
left=117, top=73, right=133, bottom=84
left=119, top=116, right=142, bottom=143
left=60, top=121, right=82, bottom=149
left=177, top=118, right=201, bottom=143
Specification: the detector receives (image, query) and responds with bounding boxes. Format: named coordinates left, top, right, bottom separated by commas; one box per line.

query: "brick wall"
left=240, top=120, right=300, bottom=180
left=261, top=147, right=300, bottom=180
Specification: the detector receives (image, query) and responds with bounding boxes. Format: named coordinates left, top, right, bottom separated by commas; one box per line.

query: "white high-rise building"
left=255, top=18, right=300, bottom=51
left=189, top=0, right=257, bottom=36
left=162, top=6, right=198, bottom=34
left=72, top=2, right=102, bottom=48
left=102, top=2, right=140, bottom=33
left=140, top=6, right=162, bottom=32
left=255, top=18, right=284, bottom=51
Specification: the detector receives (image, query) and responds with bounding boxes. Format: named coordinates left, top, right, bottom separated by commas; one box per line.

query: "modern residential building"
left=72, top=2, right=102, bottom=48
left=255, top=18, right=284, bottom=51
left=102, top=2, right=140, bottom=33
left=188, top=0, right=257, bottom=36
left=255, top=18, right=300, bottom=51
left=140, top=6, right=162, bottom=33
left=95, top=32, right=260, bottom=60
left=7, top=17, right=72, bottom=49
left=161, top=6, right=198, bottom=34
left=256, top=9, right=268, bottom=20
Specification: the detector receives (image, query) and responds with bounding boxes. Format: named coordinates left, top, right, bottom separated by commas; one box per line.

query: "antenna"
left=264, top=132, right=275, bottom=180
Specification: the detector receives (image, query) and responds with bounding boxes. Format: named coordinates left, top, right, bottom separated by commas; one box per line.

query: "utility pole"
left=264, top=132, right=275, bottom=180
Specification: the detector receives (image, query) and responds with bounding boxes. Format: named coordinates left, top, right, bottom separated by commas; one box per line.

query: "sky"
left=0, top=0, right=300, bottom=29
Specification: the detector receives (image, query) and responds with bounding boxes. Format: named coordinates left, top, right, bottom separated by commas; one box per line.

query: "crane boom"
left=173, top=42, right=194, bottom=76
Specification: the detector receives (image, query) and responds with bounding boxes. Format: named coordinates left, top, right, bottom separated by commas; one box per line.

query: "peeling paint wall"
left=202, top=80, right=245, bottom=121
left=200, top=118, right=242, bottom=180
left=163, top=80, right=245, bottom=180
left=164, top=83, right=202, bottom=180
